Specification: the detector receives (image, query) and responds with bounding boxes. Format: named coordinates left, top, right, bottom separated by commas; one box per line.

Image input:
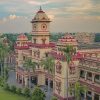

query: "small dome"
left=59, top=34, right=76, bottom=42
left=17, top=34, right=28, bottom=41
left=57, top=34, right=78, bottom=46
left=31, top=7, right=51, bottom=23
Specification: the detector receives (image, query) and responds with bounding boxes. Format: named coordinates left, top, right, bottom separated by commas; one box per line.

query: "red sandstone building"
left=15, top=7, right=100, bottom=100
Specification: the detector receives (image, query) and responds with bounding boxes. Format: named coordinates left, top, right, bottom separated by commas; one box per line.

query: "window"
left=34, top=39, right=36, bottom=44
left=42, top=38, right=46, bottom=44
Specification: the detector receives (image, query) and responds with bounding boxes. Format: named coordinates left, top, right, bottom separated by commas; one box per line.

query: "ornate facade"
left=15, top=7, right=100, bottom=100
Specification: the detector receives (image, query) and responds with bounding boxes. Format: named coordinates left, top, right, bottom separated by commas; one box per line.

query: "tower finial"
left=40, top=6, right=42, bottom=11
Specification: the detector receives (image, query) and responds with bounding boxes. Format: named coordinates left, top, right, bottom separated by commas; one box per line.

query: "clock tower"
left=31, top=7, right=51, bottom=44
left=31, top=7, right=54, bottom=86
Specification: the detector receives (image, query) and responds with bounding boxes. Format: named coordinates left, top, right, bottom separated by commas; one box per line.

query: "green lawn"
left=0, top=87, right=29, bottom=100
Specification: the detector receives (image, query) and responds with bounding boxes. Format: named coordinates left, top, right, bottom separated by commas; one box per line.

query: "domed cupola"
left=31, top=6, right=51, bottom=23
left=15, top=33, right=29, bottom=50
left=17, top=34, right=28, bottom=41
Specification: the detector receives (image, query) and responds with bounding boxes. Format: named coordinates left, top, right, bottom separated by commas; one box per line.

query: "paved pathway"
left=7, top=70, right=53, bottom=100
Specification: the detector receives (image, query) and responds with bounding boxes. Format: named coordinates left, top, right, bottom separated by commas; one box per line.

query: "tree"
left=75, top=82, right=87, bottom=100
left=23, top=87, right=30, bottom=97
left=31, top=86, right=45, bottom=100
left=24, top=58, right=36, bottom=72
left=69, top=82, right=87, bottom=100
left=23, top=58, right=36, bottom=87
left=63, top=45, right=76, bottom=100
left=0, top=42, right=10, bottom=77
left=41, top=56, right=55, bottom=100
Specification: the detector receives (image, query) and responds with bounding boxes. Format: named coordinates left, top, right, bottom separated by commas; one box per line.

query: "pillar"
left=92, top=92, right=94, bottom=100
left=84, top=91, right=87, bottom=100
left=99, top=95, right=100, bottom=100
left=21, top=76, right=24, bottom=86
left=85, top=71, right=87, bottom=80
left=25, top=77, right=28, bottom=87
left=37, top=73, right=45, bottom=86
left=92, top=73, right=95, bottom=83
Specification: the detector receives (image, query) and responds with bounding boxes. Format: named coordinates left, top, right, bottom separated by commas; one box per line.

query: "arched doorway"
left=31, top=76, right=38, bottom=85
left=45, top=78, right=53, bottom=88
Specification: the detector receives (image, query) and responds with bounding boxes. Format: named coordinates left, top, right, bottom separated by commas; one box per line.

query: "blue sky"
left=0, top=0, right=100, bottom=33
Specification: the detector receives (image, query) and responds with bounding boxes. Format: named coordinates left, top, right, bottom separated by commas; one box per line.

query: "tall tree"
left=63, top=45, right=76, bottom=100
left=41, top=56, right=55, bottom=100
left=0, top=42, right=9, bottom=77
left=69, top=82, right=87, bottom=100
left=23, top=58, right=36, bottom=87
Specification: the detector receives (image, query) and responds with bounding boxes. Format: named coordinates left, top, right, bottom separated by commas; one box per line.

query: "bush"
left=31, top=86, right=45, bottom=100
left=23, top=87, right=30, bottom=97
left=4, top=83, right=10, bottom=91
left=16, top=88, right=22, bottom=95
left=10, top=85, right=16, bottom=93
left=51, top=96, right=58, bottom=100
left=0, top=77, right=5, bottom=87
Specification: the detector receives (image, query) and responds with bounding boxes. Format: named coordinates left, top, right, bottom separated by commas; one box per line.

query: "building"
left=15, top=7, right=100, bottom=100
left=75, top=32, right=95, bottom=44
left=79, top=52, right=100, bottom=100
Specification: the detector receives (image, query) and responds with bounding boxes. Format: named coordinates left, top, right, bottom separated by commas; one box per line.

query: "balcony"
left=80, top=75, right=85, bottom=78
left=87, top=77, right=92, bottom=81
left=95, top=79, right=100, bottom=84
left=79, top=79, right=100, bottom=93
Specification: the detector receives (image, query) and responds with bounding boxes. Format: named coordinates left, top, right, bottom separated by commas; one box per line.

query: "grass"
left=0, top=87, right=29, bottom=100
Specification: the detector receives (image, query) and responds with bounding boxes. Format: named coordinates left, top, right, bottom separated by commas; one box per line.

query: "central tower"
left=31, top=7, right=54, bottom=86
left=31, top=7, right=51, bottom=44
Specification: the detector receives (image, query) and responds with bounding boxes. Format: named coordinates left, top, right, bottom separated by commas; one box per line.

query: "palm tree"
left=69, top=82, right=87, bottom=100
left=63, top=45, right=76, bottom=100
left=41, top=56, right=55, bottom=100
left=0, top=42, right=10, bottom=77
left=23, top=58, right=36, bottom=87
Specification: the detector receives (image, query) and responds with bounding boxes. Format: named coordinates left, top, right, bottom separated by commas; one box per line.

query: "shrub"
left=31, top=86, right=45, bottom=100
left=51, top=96, right=58, bottom=100
left=10, top=85, right=16, bottom=93
left=16, top=88, right=22, bottom=95
left=23, top=87, right=30, bottom=97
left=4, top=83, right=10, bottom=91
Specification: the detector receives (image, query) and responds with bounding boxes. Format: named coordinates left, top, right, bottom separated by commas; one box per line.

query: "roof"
left=17, top=34, right=28, bottom=41
left=31, top=7, right=51, bottom=23
left=57, top=34, right=78, bottom=46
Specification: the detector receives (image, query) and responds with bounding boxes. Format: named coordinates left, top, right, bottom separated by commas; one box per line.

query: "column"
left=38, top=73, right=45, bottom=86
left=25, top=77, right=28, bottom=87
left=85, top=71, right=87, bottom=80
left=92, top=73, right=95, bottom=83
left=21, top=76, right=23, bottom=86
left=92, top=92, right=94, bottom=100
left=84, top=91, right=87, bottom=100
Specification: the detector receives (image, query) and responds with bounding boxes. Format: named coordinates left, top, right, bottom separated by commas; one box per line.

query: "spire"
left=39, top=6, right=42, bottom=11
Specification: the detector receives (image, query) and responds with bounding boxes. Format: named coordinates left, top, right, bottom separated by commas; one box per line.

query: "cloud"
left=25, top=0, right=66, bottom=5
left=48, top=15, right=55, bottom=20
left=25, top=0, right=51, bottom=5
left=0, top=14, right=28, bottom=23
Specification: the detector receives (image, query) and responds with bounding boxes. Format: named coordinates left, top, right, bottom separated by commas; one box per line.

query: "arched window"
left=42, top=38, right=46, bottom=44
left=34, top=38, right=36, bottom=44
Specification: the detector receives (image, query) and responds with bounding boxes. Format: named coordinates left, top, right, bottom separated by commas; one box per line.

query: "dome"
left=17, top=34, right=28, bottom=41
left=31, top=7, right=51, bottom=23
left=59, top=34, right=76, bottom=42
left=58, top=34, right=78, bottom=46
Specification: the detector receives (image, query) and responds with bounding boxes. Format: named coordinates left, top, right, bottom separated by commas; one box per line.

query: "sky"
left=0, top=0, right=100, bottom=33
